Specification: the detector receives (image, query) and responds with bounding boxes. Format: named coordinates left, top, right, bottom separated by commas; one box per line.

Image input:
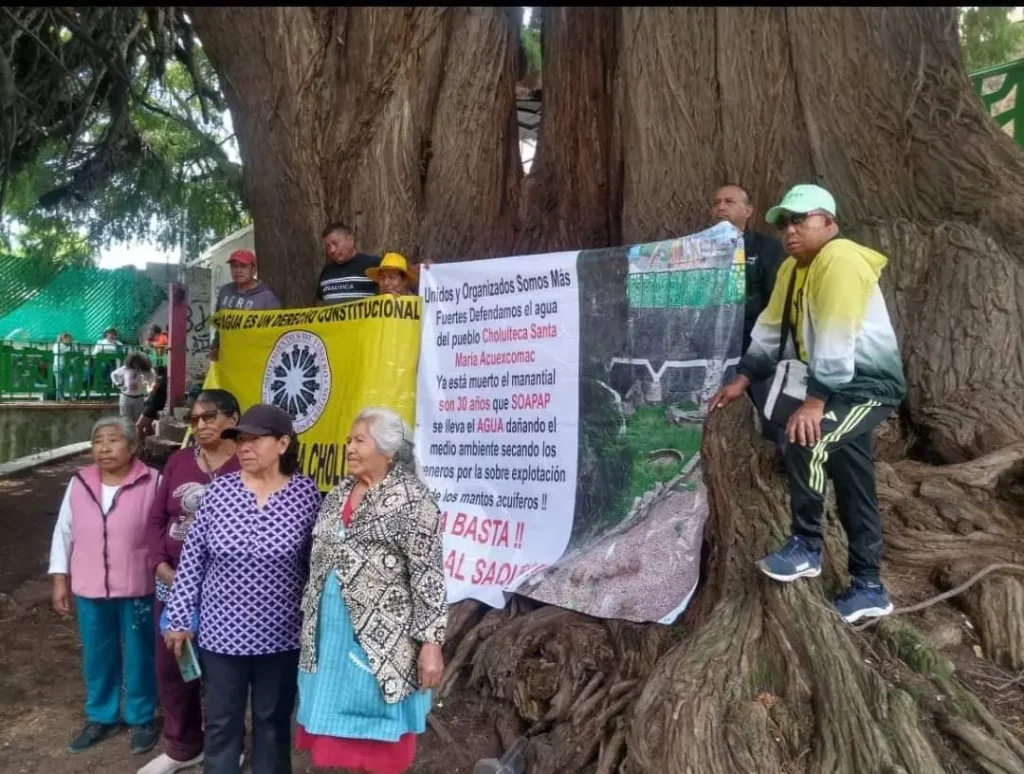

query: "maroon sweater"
left=147, top=446, right=241, bottom=575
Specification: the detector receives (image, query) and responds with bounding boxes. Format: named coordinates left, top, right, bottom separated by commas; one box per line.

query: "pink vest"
left=69, top=459, right=159, bottom=599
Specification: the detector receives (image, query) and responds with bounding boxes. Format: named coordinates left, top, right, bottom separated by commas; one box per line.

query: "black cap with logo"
left=221, top=404, right=295, bottom=440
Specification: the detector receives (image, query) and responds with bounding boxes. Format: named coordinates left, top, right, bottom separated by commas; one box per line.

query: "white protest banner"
left=415, top=253, right=581, bottom=607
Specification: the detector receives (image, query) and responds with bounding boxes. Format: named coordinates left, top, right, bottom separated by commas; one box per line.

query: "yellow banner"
left=203, top=296, right=422, bottom=490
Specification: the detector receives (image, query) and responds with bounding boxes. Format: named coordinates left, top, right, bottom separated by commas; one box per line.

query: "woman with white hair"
left=48, top=416, right=160, bottom=756
left=295, top=407, right=448, bottom=774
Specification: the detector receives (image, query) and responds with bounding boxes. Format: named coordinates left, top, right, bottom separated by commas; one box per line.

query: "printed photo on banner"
left=415, top=222, right=746, bottom=623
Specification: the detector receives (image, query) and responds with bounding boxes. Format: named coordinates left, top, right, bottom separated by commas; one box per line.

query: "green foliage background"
left=0, top=10, right=248, bottom=268
left=520, top=26, right=542, bottom=75
left=960, top=7, right=1024, bottom=72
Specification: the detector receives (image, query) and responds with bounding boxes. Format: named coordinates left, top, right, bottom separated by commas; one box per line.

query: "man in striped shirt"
left=316, top=222, right=429, bottom=305
left=315, top=223, right=382, bottom=305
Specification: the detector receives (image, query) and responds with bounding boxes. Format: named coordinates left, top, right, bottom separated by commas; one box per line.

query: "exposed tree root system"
left=440, top=405, right=1024, bottom=774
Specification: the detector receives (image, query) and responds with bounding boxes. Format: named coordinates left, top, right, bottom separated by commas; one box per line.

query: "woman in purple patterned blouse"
left=141, top=389, right=241, bottom=774
left=165, top=404, right=322, bottom=774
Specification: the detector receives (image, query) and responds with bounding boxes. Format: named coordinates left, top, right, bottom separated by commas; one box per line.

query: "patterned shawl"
left=298, top=465, right=448, bottom=704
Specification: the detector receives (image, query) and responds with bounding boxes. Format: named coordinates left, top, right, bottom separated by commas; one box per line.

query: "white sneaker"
left=137, top=752, right=204, bottom=774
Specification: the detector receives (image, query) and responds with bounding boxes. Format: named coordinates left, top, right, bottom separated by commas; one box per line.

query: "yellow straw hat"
left=366, top=252, right=414, bottom=283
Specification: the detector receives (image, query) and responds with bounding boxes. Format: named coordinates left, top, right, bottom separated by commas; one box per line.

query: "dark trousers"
left=154, top=599, right=204, bottom=762
left=199, top=648, right=299, bottom=774
left=784, top=398, right=891, bottom=584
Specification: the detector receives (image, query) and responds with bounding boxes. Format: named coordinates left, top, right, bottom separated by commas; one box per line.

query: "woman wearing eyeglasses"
left=140, top=390, right=241, bottom=774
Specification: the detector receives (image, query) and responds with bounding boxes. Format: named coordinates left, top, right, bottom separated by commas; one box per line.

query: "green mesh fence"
left=0, top=342, right=158, bottom=401
left=0, top=255, right=64, bottom=319
left=0, top=265, right=166, bottom=344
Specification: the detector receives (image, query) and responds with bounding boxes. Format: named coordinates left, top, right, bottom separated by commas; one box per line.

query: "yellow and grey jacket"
left=738, top=238, right=906, bottom=406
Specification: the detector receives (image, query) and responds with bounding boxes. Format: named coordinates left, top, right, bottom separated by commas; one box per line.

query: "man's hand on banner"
left=786, top=397, right=825, bottom=446
left=411, top=258, right=433, bottom=291
left=708, top=374, right=751, bottom=412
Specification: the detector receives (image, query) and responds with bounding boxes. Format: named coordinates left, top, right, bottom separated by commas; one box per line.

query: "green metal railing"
left=0, top=342, right=167, bottom=402
left=971, top=57, right=1024, bottom=149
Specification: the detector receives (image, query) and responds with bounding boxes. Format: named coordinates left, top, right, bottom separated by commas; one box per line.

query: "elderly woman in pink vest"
left=49, top=416, right=160, bottom=756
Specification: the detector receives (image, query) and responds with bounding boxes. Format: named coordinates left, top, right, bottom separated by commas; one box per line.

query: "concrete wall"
left=140, top=263, right=213, bottom=390
left=182, top=266, right=212, bottom=386
left=0, top=402, right=117, bottom=464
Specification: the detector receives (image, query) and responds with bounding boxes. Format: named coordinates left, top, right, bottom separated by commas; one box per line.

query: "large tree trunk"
left=193, top=7, right=522, bottom=304
left=193, top=7, right=1024, bottom=772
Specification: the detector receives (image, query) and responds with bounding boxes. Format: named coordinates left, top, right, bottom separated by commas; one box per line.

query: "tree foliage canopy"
left=959, top=7, right=1024, bottom=72
left=520, top=26, right=541, bottom=76
left=0, top=7, right=247, bottom=264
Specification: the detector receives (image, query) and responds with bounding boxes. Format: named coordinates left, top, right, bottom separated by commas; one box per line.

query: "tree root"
left=440, top=402, right=1024, bottom=773
left=854, top=563, right=1024, bottom=632
left=425, top=713, right=453, bottom=745
left=894, top=441, right=1024, bottom=491
left=932, top=563, right=1024, bottom=672
left=938, top=715, right=1024, bottom=774
left=439, top=607, right=508, bottom=698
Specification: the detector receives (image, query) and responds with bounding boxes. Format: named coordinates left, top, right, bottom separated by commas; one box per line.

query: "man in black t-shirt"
left=316, top=222, right=383, bottom=305
left=317, top=222, right=428, bottom=305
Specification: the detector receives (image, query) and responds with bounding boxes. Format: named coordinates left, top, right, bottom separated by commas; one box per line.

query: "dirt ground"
left=3, top=456, right=1022, bottom=774
left=0, top=455, right=501, bottom=774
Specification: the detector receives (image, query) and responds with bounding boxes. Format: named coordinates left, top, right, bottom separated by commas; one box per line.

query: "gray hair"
left=91, top=416, right=138, bottom=447
left=353, top=407, right=415, bottom=469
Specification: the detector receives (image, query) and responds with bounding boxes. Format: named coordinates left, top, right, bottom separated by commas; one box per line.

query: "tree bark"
left=516, top=7, right=620, bottom=253
left=193, top=6, right=1024, bottom=772
left=191, top=7, right=521, bottom=305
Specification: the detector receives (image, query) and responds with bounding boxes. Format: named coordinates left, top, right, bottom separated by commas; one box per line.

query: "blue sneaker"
left=834, top=578, right=894, bottom=623
left=68, top=721, right=120, bottom=753
left=756, top=535, right=822, bottom=582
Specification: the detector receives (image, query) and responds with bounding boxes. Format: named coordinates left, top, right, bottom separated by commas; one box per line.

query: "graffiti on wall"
left=183, top=268, right=212, bottom=385
left=186, top=302, right=211, bottom=356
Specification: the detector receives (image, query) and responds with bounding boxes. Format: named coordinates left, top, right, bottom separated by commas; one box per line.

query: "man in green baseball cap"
left=710, top=182, right=907, bottom=624
left=763, top=183, right=837, bottom=225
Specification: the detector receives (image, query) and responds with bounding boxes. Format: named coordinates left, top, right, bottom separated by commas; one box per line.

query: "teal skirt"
left=296, top=573, right=431, bottom=742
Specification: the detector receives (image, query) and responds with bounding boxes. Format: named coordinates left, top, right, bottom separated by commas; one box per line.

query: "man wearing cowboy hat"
left=367, top=252, right=416, bottom=297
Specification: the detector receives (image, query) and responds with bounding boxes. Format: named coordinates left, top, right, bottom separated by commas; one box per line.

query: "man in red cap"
left=210, top=249, right=281, bottom=361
